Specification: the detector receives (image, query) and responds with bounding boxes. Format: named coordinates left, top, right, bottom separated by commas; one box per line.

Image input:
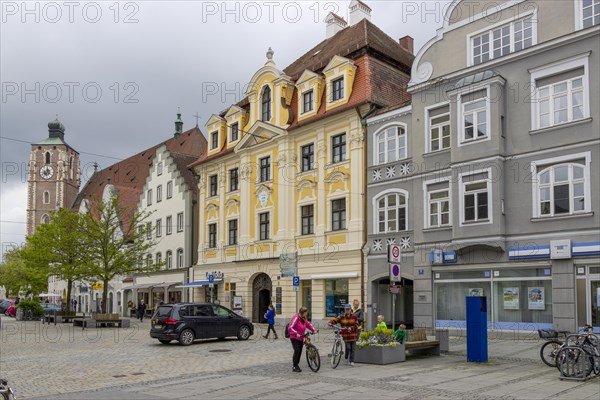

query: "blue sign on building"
left=292, top=276, right=300, bottom=287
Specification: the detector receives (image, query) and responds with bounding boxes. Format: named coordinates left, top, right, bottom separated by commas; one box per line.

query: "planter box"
left=355, top=344, right=406, bottom=364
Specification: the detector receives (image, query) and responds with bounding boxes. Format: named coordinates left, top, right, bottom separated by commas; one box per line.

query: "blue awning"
left=176, top=279, right=222, bottom=288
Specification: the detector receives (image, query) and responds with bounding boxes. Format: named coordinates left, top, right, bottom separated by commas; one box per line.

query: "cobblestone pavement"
left=1, top=316, right=598, bottom=399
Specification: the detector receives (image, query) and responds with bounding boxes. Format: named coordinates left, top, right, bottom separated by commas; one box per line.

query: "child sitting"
left=376, top=315, right=387, bottom=330
left=394, top=323, right=407, bottom=344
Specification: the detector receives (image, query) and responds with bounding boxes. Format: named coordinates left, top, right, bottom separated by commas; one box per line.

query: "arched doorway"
left=252, top=273, right=272, bottom=323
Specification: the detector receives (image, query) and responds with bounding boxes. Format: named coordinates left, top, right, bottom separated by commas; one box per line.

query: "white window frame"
left=373, top=123, right=408, bottom=165
left=331, top=76, right=344, bottom=102
left=227, top=218, right=238, bottom=246
left=155, top=218, right=162, bottom=237
left=146, top=222, right=152, bottom=239
left=258, top=211, right=271, bottom=241
left=156, top=185, right=162, bottom=203
left=156, top=252, right=162, bottom=266
left=458, top=168, right=493, bottom=226
left=425, top=102, right=451, bottom=153
left=302, top=90, right=314, bottom=114
left=177, top=212, right=184, bottom=232
left=147, top=189, right=152, bottom=206
left=300, top=203, right=315, bottom=236
left=423, top=177, right=452, bottom=229
left=261, top=85, right=272, bottom=122
left=166, top=250, right=172, bottom=269
left=530, top=151, right=592, bottom=218
left=371, top=188, right=409, bottom=234
left=457, top=86, right=491, bottom=146
left=157, top=162, right=163, bottom=176
left=176, top=248, right=183, bottom=268
left=208, top=222, right=218, bottom=248
left=166, top=215, right=172, bottom=235
left=210, top=131, right=219, bottom=150
left=467, top=10, right=537, bottom=66
left=530, top=53, right=590, bottom=131
left=230, top=122, right=239, bottom=142
left=575, top=0, right=600, bottom=30
left=166, top=181, right=173, bottom=199
left=329, top=194, right=348, bottom=232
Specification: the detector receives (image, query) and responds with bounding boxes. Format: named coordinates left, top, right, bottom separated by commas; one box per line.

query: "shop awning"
left=151, top=281, right=181, bottom=289
left=175, top=279, right=223, bottom=288
left=122, top=283, right=154, bottom=290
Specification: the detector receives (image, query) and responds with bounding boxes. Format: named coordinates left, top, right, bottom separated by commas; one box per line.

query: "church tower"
left=26, top=117, right=81, bottom=236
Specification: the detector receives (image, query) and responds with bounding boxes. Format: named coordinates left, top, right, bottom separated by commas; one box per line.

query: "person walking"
left=352, top=299, right=364, bottom=331
left=287, top=306, right=316, bottom=372
left=137, top=299, right=147, bottom=322
left=72, top=298, right=77, bottom=312
left=329, top=304, right=359, bottom=366
left=263, top=304, right=278, bottom=339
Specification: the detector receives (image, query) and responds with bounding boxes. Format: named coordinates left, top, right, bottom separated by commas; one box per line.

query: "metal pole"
left=392, top=292, right=396, bottom=331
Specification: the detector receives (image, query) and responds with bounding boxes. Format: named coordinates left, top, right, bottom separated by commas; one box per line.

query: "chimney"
left=174, top=109, right=183, bottom=137
left=399, top=35, right=414, bottom=55
left=349, top=0, right=371, bottom=25
left=325, top=12, right=347, bottom=39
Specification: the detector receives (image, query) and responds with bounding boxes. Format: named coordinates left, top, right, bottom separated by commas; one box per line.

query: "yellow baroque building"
left=190, top=14, right=413, bottom=324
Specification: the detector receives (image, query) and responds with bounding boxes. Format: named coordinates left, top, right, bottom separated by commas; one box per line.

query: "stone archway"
left=252, top=273, right=272, bottom=323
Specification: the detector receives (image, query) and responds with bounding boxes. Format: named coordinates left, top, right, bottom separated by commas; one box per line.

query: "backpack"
left=284, top=322, right=291, bottom=338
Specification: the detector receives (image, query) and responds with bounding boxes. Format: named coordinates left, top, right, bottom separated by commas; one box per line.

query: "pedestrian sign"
left=292, top=276, right=300, bottom=287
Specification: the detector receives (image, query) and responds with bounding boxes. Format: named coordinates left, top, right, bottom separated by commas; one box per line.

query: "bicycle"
left=0, top=378, right=16, bottom=400
left=329, top=324, right=344, bottom=369
left=303, top=331, right=321, bottom=372
left=538, top=328, right=570, bottom=367
left=556, top=327, right=600, bottom=379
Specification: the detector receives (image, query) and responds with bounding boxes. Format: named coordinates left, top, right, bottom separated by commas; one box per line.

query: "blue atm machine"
left=466, top=296, right=488, bottom=362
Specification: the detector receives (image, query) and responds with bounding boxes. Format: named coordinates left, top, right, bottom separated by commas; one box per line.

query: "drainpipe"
left=356, top=104, right=378, bottom=321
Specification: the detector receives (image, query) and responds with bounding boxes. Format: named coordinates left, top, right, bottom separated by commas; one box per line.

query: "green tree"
left=83, top=194, right=159, bottom=313
left=0, top=246, right=48, bottom=296
left=23, top=208, right=90, bottom=312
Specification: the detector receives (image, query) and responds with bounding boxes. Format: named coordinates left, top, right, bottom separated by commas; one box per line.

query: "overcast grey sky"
left=0, top=0, right=452, bottom=258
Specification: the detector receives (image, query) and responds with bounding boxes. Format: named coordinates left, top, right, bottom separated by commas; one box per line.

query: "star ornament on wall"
left=399, top=163, right=411, bottom=176
left=386, top=166, right=396, bottom=178
left=400, top=237, right=411, bottom=249
left=372, top=169, right=382, bottom=181
left=373, top=239, right=383, bottom=251
left=386, top=238, right=396, bottom=246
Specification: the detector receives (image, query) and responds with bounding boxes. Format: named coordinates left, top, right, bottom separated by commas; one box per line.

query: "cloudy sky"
left=0, top=0, right=452, bottom=258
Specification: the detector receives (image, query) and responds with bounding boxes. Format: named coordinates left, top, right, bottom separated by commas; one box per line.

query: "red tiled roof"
left=71, top=127, right=207, bottom=231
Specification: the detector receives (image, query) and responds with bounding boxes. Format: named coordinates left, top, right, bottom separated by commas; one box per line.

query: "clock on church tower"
left=26, top=117, right=81, bottom=236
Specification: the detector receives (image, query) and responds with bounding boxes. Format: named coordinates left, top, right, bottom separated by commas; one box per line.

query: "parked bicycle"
left=303, top=331, right=321, bottom=372
left=0, top=378, right=16, bottom=400
left=329, top=324, right=344, bottom=369
left=538, top=328, right=570, bottom=367
left=556, top=326, right=600, bottom=379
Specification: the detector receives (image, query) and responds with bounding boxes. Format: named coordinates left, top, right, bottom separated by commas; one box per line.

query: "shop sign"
left=92, top=282, right=103, bottom=290
left=429, top=250, right=457, bottom=264
left=205, top=271, right=224, bottom=279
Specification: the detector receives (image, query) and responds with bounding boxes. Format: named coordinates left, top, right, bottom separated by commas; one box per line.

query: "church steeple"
left=174, top=109, right=183, bottom=137
left=48, top=115, right=65, bottom=140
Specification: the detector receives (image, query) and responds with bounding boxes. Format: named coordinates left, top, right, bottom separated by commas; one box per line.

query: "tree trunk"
left=102, top=279, right=109, bottom=313
left=66, top=279, right=73, bottom=313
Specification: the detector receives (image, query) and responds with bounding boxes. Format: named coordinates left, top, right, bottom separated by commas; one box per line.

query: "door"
left=213, top=305, right=238, bottom=337
left=258, top=289, right=270, bottom=323
left=189, top=304, right=217, bottom=339
left=592, top=280, right=600, bottom=329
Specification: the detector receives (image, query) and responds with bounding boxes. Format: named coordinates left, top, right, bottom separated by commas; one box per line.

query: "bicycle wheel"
left=540, top=340, right=563, bottom=367
left=306, top=344, right=321, bottom=372
left=557, top=346, right=593, bottom=378
left=331, top=340, right=343, bottom=369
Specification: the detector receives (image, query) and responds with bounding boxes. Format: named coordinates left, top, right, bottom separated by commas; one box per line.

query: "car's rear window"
left=155, top=306, right=173, bottom=318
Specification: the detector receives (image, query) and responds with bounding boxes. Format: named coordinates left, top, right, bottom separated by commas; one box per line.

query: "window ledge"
left=326, top=229, right=348, bottom=234
left=459, top=137, right=490, bottom=146
left=327, top=160, right=350, bottom=168
left=297, top=169, right=316, bottom=178
left=370, top=231, right=412, bottom=237
left=529, top=117, right=592, bottom=135
left=296, top=233, right=316, bottom=239
left=531, top=212, right=593, bottom=222
left=373, top=157, right=412, bottom=168
left=227, top=189, right=240, bottom=195
left=423, top=149, right=451, bottom=157
left=423, top=226, right=452, bottom=233
left=461, top=219, right=491, bottom=226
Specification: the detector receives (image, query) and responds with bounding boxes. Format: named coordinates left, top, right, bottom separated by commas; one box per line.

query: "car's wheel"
left=179, top=329, right=195, bottom=346
left=237, top=325, right=251, bottom=340
left=159, top=339, right=171, bottom=344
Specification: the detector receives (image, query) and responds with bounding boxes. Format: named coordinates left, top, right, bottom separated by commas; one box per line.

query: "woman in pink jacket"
left=287, top=306, right=316, bottom=372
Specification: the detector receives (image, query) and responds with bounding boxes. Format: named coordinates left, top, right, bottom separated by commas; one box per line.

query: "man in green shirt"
left=394, top=323, right=407, bottom=344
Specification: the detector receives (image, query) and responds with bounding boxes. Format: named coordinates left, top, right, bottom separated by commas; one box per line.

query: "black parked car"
left=150, top=303, right=254, bottom=345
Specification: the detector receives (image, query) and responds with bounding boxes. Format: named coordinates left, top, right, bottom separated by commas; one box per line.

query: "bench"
left=73, top=313, right=130, bottom=330
left=395, top=328, right=449, bottom=361
left=43, top=312, right=77, bottom=325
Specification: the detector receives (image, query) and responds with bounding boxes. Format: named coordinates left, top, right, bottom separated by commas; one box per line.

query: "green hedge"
left=16, top=299, right=45, bottom=318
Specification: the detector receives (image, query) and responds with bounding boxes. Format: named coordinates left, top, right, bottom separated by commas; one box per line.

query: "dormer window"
left=230, top=122, right=239, bottom=142
left=210, top=131, right=219, bottom=150
left=303, top=90, right=314, bottom=113
left=332, top=77, right=344, bottom=101
left=261, top=86, right=272, bottom=122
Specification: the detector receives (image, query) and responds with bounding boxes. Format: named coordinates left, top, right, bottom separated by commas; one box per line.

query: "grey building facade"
left=367, top=0, right=600, bottom=332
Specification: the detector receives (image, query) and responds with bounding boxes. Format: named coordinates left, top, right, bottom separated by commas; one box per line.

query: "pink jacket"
left=288, top=313, right=316, bottom=341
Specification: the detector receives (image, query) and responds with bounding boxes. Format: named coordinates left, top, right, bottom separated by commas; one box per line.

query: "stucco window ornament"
left=398, top=163, right=411, bottom=176
left=372, top=169, right=382, bottom=181
left=399, top=237, right=411, bottom=250
left=386, top=238, right=396, bottom=246
left=373, top=239, right=383, bottom=252
left=386, top=166, right=396, bottom=178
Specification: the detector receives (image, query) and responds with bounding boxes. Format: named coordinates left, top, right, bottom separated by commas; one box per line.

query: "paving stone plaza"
left=0, top=316, right=598, bottom=399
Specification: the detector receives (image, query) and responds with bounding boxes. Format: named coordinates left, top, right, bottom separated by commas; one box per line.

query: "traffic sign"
left=389, top=263, right=401, bottom=282
left=388, top=244, right=401, bottom=263
left=208, top=274, right=215, bottom=283
left=388, top=285, right=401, bottom=295
left=292, top=276, right=300, bottom=287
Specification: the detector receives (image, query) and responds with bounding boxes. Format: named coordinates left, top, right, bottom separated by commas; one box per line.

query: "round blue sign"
left=392, top=264, right=400, bottom=277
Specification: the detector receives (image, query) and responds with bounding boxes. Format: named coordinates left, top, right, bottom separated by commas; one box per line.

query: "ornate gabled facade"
left=190, top=4, right=413, bottom=324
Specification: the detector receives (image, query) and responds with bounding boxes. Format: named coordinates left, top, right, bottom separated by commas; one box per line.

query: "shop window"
left=325, top=279, right=348, bottom=317
left=493, top=280, right=553, bottom=329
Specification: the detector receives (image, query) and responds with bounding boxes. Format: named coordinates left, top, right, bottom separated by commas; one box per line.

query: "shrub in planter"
left=357, top=327, right=400, bottom=348
left=356, top=327, right=404, bottom=364
left=16, top=299, right=45, bottom=320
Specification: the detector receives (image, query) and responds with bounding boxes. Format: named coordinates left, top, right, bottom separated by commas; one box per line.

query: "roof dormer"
left=224, top=105, right=248, bottom=149
left=205, top=114, right=226, bottom=156
left=323, top=55, right=356, bottom=112
left=296, top=70, right=324, bottom=121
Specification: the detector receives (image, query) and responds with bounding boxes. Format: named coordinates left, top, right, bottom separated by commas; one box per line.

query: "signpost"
left=388, top=245, right=402, bottom=330
left=293, top=276, right=300, bottom=312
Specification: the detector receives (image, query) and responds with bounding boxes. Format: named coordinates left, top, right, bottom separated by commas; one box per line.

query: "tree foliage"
left=83, top=194, right=159, bottom=312
left=0, top=246, right=48, bottom=296
left=23, top=208, right=90, bottom=312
